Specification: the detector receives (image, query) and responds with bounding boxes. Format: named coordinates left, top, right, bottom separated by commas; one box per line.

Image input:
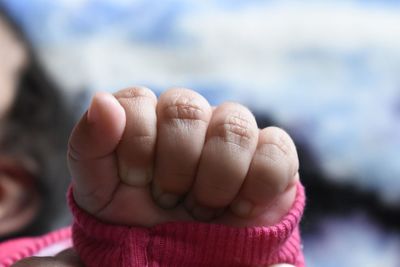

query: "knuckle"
left=256, top=144, right=298, bottom=187
left=259, top=127, right=295, bottom=158
left=256, top=127, right=299, bottom=184
left=216, top=109, right=256, bottom=149
left=161, top=90, right=210, bottom=123
left=256, top=142, right=287, bottom=163
left=164, top=101, right=204, bottom=121
left=114, top=87, right=156, bottom=102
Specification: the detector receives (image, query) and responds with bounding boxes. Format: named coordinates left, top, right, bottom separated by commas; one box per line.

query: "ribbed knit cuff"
left=68, top=182, right=305, bottom=267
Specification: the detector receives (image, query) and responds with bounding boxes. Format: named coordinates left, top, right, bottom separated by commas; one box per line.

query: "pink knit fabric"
left=68, top=182, right=305, bottom=267
left=0, top=227, right=72, bottom=267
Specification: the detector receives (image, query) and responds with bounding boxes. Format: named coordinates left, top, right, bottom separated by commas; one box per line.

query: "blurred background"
left=1, top=0, right=400, bottom=266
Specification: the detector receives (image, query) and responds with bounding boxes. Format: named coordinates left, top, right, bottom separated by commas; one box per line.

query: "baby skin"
left=15, top=87, right=301, bottom=267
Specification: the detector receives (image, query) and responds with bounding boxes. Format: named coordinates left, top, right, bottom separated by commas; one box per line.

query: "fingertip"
left=87, top=92, right=125, bottom=125
left=69, top=91, right=126, bottom=161
left=88, top=91, right=126, bottom=146
left=87, top=92, right=103, bottom=124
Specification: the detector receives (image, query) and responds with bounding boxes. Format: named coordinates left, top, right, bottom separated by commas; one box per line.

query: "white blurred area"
left=4, top=1, right=400, bottom=266
left=304, top=215, right=400, bottom=267
left=39, top=2, right=400, bottom=93
left=29, top=1, right=400, bottom=203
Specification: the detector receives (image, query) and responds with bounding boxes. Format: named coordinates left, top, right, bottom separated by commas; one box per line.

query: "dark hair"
left=0, top=5, right=74, bottom=239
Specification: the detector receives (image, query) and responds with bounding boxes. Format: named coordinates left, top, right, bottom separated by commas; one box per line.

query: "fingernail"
left=87, top=92, right=110, bottom=124
left=121, top=166, right=152, bottom=186
left=192, top=204, right=217, bottom=221
left=158, top=193, right=180, bottom=209
left=87, top=94, right=100, bottom=124
left=126, top=168, right=148, bottom=185
left=152, top=181, right=180, bottom=209
left=231, top=199, right=254, bottom=217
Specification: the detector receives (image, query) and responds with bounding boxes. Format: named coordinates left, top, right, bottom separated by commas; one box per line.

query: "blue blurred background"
left=3, top=0, right=400, bottom=266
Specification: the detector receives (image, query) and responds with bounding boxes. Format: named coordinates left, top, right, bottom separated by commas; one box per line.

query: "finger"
left=11, top=254, right=82, bottom=267
left=114, top=87, right=158, bottom=186
left=188, top=102, right=258, bottom=220
left=68, top=92, right=126, bottom=214
left=55, top=248, right=84, bottom=266
left=230, top=127, right=299, bottom=218
left=12, top=257, right=53, bottom=267
left=152, top=88, right=211, bottom=208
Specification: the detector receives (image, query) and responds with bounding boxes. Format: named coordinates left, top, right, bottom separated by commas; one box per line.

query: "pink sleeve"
left=68, top=182, right=306, bottom=267
left=0, top=227, right=72, bottom=267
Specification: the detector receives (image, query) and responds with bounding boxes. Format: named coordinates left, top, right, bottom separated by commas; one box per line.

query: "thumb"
left=11, top=248, right=83, bottom=267
left=68, top=92, right=126, bottom=213
left=68, top=92, right=126, bottom=161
